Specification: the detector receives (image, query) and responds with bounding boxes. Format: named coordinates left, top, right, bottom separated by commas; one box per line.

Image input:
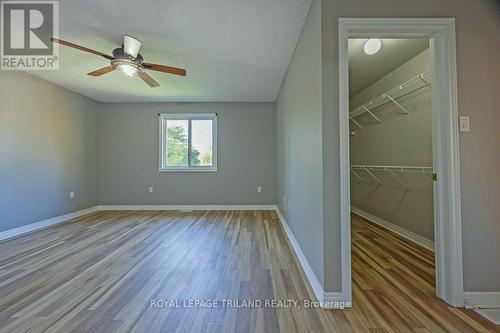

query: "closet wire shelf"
left=350, top=164, right=433, bottom=186
left=349, top=69, right=431, bottom=129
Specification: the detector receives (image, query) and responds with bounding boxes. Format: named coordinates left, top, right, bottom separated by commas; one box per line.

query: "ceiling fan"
left=51, top=35, right=186, bottom=88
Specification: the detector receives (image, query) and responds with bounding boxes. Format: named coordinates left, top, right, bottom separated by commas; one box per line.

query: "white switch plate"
left=69, top=191, right=75, bottom=199
left=148, top=186, right=153, bottom=193
left=459, top=116, right=470, bottom=132
left=257, top=186, right=262, bottom=193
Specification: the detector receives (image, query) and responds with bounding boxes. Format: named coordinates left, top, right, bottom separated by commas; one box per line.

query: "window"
left=159, top=113, right=217, bottom=172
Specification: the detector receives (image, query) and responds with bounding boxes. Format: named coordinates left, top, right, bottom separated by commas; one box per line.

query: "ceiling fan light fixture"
left=51, top=36, right=186, bottom=88
left=364, top=38, right=382, bottom=55
left=119, top=63, right=138, bottom=76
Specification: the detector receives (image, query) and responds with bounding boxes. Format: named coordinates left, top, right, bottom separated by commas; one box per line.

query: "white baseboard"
left=0, top=205, right=275, bottom=242
left=97, top=205, right=277, bottom=211
left=275, top=208, right=351, bottom=309
left=474, top=308, right=500, bottom=325
left=0, top=206, right=99, bottom=241
left=274, top=209, right=324, bottom=301
left=351, top=207, right=435, bottom=252
left=464, top=292, right=500, bottom=309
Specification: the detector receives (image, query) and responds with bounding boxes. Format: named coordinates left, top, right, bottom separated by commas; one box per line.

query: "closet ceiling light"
left=364, top=38, right=382, bottom=55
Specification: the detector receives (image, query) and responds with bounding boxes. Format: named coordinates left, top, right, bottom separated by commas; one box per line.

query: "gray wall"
left=276, top=0, right=325, bottom=287
left=321, top=0, right=500, bottom=292
left=99, top=103, right=276, bottom=205
left=0, top=71, right=100, bottom=232
left=1, top=0, right=498, bottom=295
left=350, top=49, right=434, bottom=241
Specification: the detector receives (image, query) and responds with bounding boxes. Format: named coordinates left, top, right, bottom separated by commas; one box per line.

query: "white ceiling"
left=348, top=39, right=429, bottom=97
left=29, top=0, right=312, bottom=102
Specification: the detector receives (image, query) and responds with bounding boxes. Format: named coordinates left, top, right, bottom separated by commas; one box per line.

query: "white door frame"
left=338, top=18, right=464, bottom=307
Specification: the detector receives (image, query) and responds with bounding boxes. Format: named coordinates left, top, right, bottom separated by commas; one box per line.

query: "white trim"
left=323, top=292, right=347, bottom=304
left=351, top=207, right=434, bottom=252
left=274, top=209, right=323, bottom=302
left=158, top=168, right=217, bottom=173
left=97, top=205, right=277, bottom=211
left=0, top=205, right=274, bottom=241
left=338, top=19, right=353, bottom=306
left=159, top=113, right=218, bottom=173
left=464, top=292, right=500, bottom=309
left=0, top=206, right=99, bottom=241
left=274, top=209, right=351, bottom=309
left=338, top=18, right=463, bottom=307
left=474, top=309, right=500, bottom=326
left=158, top=113, right=217, bottom=119
left=429, top=21, right=464, bottom=307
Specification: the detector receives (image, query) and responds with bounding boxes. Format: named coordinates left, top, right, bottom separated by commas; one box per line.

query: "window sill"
left=159, top=167, right=218, bottom=173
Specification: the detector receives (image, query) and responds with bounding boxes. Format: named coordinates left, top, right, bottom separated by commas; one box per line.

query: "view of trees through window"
left=166, top=119, right=213, bottom=167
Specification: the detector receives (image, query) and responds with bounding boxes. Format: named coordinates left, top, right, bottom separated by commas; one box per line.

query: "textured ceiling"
left=349, top=39, right=429, bottom=97
left=29, top=0, right=312, bottom=102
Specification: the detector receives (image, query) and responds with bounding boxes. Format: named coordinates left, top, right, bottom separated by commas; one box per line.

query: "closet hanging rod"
left=355, top=84, right=430, bottom=116
left=351, top=164, right=433, bottom=174
left=349, top=70, right=431, bottom=118
left=379, top=70, right=431, bottom=98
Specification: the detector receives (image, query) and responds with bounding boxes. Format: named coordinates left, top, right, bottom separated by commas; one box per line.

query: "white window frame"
left=159, top=113, right=218, bottom=172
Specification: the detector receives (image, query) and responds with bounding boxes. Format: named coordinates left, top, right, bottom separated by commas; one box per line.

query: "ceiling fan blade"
left=51, top=38, right=114, bottom=60
left=123, top=35, right=142, bottom=58
left=142, top=63, right=187, bottom=76
left=87, top=66, right=115, bottom=76
left=138, top=72, right=160, bottom=87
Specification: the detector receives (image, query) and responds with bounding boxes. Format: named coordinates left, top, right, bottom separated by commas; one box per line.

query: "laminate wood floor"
left=0, top=210, right=497, bottom=332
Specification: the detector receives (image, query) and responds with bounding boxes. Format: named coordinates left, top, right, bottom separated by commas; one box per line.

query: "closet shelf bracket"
left=350, top=168, right=365, bottom=181
left=350, top=117, right=363, bottom=129
left=419, top=74, right=431, bottom=87
left=363, top=167, right=383, bottom=184
left=383, top=94, right=409, bottom=114
left=388, top=169, right=408, bottom=187
left=361, top=106, right=382, bottom=123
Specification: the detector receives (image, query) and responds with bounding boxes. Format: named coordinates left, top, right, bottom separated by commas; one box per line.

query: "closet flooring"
left=347, top=213, right=499, bottom=332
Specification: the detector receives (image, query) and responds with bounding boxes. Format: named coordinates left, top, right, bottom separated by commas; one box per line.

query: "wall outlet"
left=148, top=186, right=154, bottom=193
left=288, top=199, right=291, bottom=209
left=69, top=191, right=75, bottom=199
left=257, top=186, right=262, bottom=193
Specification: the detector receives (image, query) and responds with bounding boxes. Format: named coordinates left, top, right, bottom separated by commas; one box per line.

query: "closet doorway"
left=338, top=19, right=463, bottom=308
left=349, top=36, right=438, bottom=311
